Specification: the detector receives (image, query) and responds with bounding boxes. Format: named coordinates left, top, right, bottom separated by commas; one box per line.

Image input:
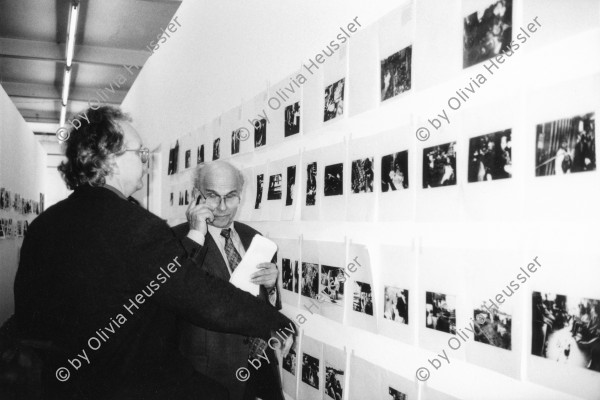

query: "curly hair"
left=58, top=106, right=131, bottom=189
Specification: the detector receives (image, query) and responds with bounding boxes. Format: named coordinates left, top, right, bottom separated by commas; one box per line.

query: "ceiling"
left=0, top=0, right=182, bottom=140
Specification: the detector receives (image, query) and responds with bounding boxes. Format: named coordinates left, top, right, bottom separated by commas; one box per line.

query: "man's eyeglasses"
left=201, top=192, right=240, bottom=208
left=121, top=147, right=150, bottom=164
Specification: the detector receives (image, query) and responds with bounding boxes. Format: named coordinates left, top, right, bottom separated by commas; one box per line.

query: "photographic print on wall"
left=306, top=162, right=317, bottom=206
left=254, top=174, right=263, bottom=209
left=381, top=151, right=409, bottom=191
left=212, top=138, right=220, bottom=160
left=535, top=113, right=595, bottom=176
left=197, top=145, right=204, bottom=164
left=286, top=165, right=296, bottom=206
left=231, top=129, right=241, bottom=155
left=324, top=163, right=344, bottom=196
left=532, top=292, right=600, bottom=372
left=325, top=363, right=344, bottom=400
left=168, top=140, right=179, bottom=175
left=353, top=281, right=374, bottom=316
left=388, top=386, right=407, bottom=400
left=381, top=45, right=412, bottom=101
left=324, top=78, right=345, bottom=122
left=463, top=0, right=512, bottom=68
left=254, top=118, right=267, bottom=148
left=301, top=262, right=319, bottom=299
left=283, top=342, right=297, bottom=375
left=285, top=102, right=301, bottom=137
left=473, top=300, right=511, bottom=350
left=351, top=158, right=374, bottom=193
left=384, top=286, right=409, bottom=324
left=320, top=265, right=345, bottom=305
left=468, top=129, right=512, bottom=182
left=267, top=174, right=282, bottom=200
left=426, top=291, right=457, bottom=334
left=185, top=150, right=191, bottom=169
left=423, top=142, right=457, bottom=188
left=302, top=352, right=320, bottom=389
left=282, top=258, right=298, bottom=293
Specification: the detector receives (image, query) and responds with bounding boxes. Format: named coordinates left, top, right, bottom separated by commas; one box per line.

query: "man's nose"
left=217, top=198, right=227, bottom=211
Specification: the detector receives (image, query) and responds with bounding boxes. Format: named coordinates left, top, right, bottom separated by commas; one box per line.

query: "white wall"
left=39, top=136, right=72, bottom=209
left=122, top=0, right=400, bottom=150
left=122, top=1, right=600, bottom=399
left=0, top=84, right=47, bottom=324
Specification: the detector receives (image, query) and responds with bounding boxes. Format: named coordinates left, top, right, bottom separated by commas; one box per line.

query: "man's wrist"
left=186, top=229, right=206, bottom=246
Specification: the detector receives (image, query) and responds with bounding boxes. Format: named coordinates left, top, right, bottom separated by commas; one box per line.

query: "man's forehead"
left=204, top=168, right=240, bottom=188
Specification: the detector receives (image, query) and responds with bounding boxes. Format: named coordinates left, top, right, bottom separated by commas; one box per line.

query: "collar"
left=207, top=222, right=237, bottom=240
left=102, top=184, right=127, bottom=201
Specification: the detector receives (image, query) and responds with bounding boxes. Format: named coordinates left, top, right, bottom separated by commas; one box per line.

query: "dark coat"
left=13, top=185, right=292, bottom=400
left=172, top=221, right=284, bottom=400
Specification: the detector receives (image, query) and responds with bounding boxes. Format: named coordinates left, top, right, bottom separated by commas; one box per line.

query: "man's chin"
left=211, top=216, right=232, bottom=228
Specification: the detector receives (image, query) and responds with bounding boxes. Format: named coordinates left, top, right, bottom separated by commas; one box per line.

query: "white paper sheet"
left=229, top=234, right=278, bottom=296
left=299, top=334, right=324, bottom=400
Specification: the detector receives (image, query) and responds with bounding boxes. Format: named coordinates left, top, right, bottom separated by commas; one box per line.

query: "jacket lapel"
left=234, top=221, right=254, bottom=251
left=204, top=232, right=232, bottom=280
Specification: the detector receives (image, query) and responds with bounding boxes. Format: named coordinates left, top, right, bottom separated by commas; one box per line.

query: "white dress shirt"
left=187, top=224, right=245, bottom=275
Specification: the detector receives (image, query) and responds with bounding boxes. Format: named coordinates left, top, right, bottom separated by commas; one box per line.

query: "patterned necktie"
left=220, top=228, right=242, bottom=272
left=220, top=228, right=269, bottom=360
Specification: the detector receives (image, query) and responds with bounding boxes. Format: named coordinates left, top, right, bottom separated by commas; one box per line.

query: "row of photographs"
left=270, top=237, right=600, bottom=400
left=296, top=112, right=594, bottom=199
left=281, top=256, right=600, bottom=375
left=0, top=218, right=28, bottom=239
left=166, top=100, right=300, bottom=176
left=0, top=188, right=44, bottom=215
left=280, top=337, right=430, bottom=400
left=166, top=111, right=596, bottom=225
left=165, top=0, right=523, bottom=175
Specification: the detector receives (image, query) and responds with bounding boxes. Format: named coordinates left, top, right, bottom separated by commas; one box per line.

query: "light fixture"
left=59, top=1, right=79, bottom=130
left=61, top=68, right=71, bottom=106
left=60, top=105, right=67, bottom=127
left=65, top=1, right=80, bottom=67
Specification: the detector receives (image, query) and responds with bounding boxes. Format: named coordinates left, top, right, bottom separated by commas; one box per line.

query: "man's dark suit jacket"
left=172, top=222, right=284, bottom=400
left=13, top=185, right=292, bottom=400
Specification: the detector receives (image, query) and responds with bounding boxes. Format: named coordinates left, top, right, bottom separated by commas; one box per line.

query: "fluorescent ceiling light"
left=60, top=105, right=67, bottom=127
left=62, top=68, right=72, bottom=106
left=65, top=2, right=80, bottom=67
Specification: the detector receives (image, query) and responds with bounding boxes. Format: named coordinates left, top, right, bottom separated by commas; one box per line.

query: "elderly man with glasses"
left=173, top=160, right=285, bottom=400
left=14, top=106, right=294, bottom=400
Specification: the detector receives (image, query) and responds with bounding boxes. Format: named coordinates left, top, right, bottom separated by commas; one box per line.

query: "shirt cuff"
left=186, top=229, right=206, bottom=246
left=268, top=287, right=278, bottom=307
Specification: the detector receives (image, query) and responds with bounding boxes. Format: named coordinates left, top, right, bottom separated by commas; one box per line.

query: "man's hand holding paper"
left=229, top=234, right=278, bottom=296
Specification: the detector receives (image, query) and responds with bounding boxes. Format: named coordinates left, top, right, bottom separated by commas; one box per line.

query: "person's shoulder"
left=26, top=195, right=70, bottom=234
left=233, top=221, right=261, bottom=237
left=171, top=221, right=191, bottom=239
